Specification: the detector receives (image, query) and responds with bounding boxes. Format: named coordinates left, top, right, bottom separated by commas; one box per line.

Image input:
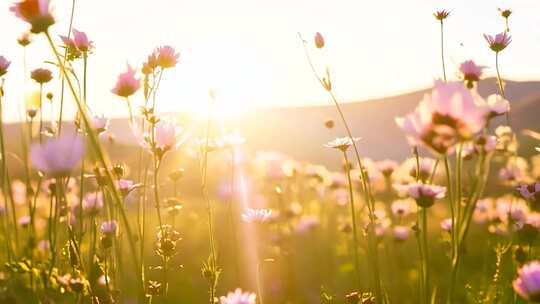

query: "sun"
left=177, top=37, right=275, bottom=120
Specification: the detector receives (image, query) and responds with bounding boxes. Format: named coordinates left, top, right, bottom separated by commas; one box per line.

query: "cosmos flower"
left=219, top=289, right=257, bottom=304
left=324, top=137, right=361, bottom=152
left=100, top=220, right=118, bottom=235
left=391, top=198, right=416, bottom=217
left=10, top=0, right=55, bottom=34
left=314, top=32, right=325, bottom=49
left=393, top=225, right=410, bottom=241
left=433, top=9, right=450, bottom=21
left=17, top=32, right=32, bottom=47
left=61, top=29, right=93, bottom=59
left=82, top=192, right=103, bottom=214
left=30, top=132, right=84, bottom=177
left=459, top=60, right=485, bottom=88
left=241, top=208, right=273, bottom=223
left=376, top=159, right=398, bottom=177
left=0, top=56, right=11, bottom=77
left=31, top=68, right=53, bottom=84
left=18, top=215, right=31, bottom=227
left=155, top=45, right=180, bottom=69
left=396, top=81, right=488, bottom=155
left=513, top=261, right=540, bottom=302
left=484, top=32, right=512, bottom=52
left=91, top=115, right=109, bottom=134
left=518, top=182, right=540, bottom=208
left=155, top=120, right=181, bottom=152
left=111, top=64, right=140, bottom=98
left=404, top=182, right=446, bottom=208
left=440, top=218, right=452, bottom=232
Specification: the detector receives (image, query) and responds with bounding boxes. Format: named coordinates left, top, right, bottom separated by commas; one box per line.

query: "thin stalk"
left=421, top=208, right=430, bottom=304
left=495, top=52, right=510, bottom=125
left=440, top=21, right=447, bottom=82
left=300, top=38, right=382, bottom=301
left=45, top=31, right=143, bottom=297
left=0, top=91, right=18, bottom=254
left=227, top=148, right=240, bottom=282
left=201, top=96, right=218, bottom=303
left=57, top=0, right=76, bottom=135
left=343, top=151, right=361, bottom=289
left=39, top=84, right=43, bottom=143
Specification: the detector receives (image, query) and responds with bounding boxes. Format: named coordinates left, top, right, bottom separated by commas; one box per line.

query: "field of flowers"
left=1, top=1, right=540, bottom=303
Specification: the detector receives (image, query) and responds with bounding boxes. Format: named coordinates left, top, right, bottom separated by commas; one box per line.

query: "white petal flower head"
left=219, top=288, right=257, bottom=304
left=31, top=131, right=84, bottom=177
left=241, top=208, right=273, bottom=223
left=324, top=137, right=361, bottom=152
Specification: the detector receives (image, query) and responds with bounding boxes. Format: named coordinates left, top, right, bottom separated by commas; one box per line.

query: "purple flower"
left=513, top=261, right=540, bottom=301
left=0, top=56, right=11, bottom=77
left=405, top=182, right=446, bottom=208
left=100, top=220, right=118, bottom=235
left=484, top=32, right=512, bottom=52
left=31, top=132, right=84, bottom=177
left=393, top=226, right=410, bottom=241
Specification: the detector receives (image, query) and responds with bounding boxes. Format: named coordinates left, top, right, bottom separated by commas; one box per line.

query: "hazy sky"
left=0, top=0, right=539, bottom=121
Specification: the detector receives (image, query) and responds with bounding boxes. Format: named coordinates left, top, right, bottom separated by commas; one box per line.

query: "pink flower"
left=219, top=288, right=257, bottom=304
left=72, top=29, right=92, bottom=52
left=376, top=159, right=398, bottom=177
left=314, top=32, right=325, bottom=49
left=433, top=10, right=450, bottom=21
left=111, top=64, right=140, bottom=98
left=31, top=132, right=84, bottom=176
left=0, top=56, right=11, bottom=77
left=17, top=32, right=32, bottom=47
left=91, top=115, right=109, bottom=134
left=61, top=29, right=93, bottom=57
left=396, top=81, right=488, bottom=155
left=393, top=225, right=410, bottom=241
left=484, top=32, right=511, bottom=52
left=155, top=120, right=181, bottom=151
left=31, top=67, right=53, bottom=84
left=100, top=220, right=118, bottom=235
left=82, top=192, right=103, bottom=214
left=241, top=208, right=273, bottom=223
left=460, top=60, right=485, bottom=88
left=295, top=215, right=320, bottom=234
left=405, top=182, right=446, bottom=208
left=155, top=46, right=179, bottom=69
left=116, top=179, right=139, bottom=197
left=440, top=218, right=452, bottom=232
left=18, top=215, right=31, bottom=227
left=391, top=198, right=416, bottom=217
left=142, top=52, right=159, bottom=75
left=513, top=261, right=540, bottom=301
left=518, top=182, right=540, bottom=208
left=10, top=0, right=55, bottom=33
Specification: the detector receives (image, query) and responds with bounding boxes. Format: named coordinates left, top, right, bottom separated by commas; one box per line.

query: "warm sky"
left=0, top=0, right=539, bottom=121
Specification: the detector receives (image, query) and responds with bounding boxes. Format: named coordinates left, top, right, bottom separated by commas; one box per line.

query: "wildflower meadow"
left=1, top=1, right=540, bottom=303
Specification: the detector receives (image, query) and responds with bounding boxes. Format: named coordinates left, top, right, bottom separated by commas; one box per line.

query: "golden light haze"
left=0, top=0, right=539, bottom=122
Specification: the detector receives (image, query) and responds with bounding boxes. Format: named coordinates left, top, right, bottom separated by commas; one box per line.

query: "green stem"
left=495, top=52, right=510, bottom=125
left=45, top=31, right=143, bottom=297
left=440, top=21, right=447, bottom=82
left=343, top=151, right=361, bottom=289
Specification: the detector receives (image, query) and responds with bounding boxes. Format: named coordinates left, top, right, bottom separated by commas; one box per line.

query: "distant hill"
left=2, top=78, right=539, bottom=171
